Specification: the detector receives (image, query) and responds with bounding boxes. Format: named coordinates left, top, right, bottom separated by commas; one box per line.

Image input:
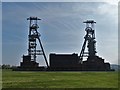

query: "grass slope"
left=2, top=69, right=118, bottom=88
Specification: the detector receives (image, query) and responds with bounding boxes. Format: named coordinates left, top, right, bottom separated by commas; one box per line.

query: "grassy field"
left=2, top=69, right=118, bottom=88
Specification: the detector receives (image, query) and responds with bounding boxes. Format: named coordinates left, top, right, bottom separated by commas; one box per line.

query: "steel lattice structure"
left=79, top=20, right=97, bottom=63
left=27, top=17, right=49, bottom=67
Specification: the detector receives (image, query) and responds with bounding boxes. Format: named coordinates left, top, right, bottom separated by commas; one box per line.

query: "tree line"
left=0, top=64, right=17, bottom=69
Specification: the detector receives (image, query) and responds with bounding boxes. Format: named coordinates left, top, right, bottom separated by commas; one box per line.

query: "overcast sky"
left=2, top=1, right=118, bottom=66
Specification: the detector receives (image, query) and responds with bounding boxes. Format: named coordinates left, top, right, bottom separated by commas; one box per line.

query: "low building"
left=49, top=53, right=113, bottom=71
left=49, top=53, right=82, bottom=71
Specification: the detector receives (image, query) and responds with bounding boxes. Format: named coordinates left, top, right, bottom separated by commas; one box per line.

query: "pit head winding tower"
left=79, top=20, right=97, bottom=63
left=19, top=17, right=48, bottom=70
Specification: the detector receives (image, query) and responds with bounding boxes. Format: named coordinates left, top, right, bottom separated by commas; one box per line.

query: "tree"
left=2, top=64, right=11, bottom=69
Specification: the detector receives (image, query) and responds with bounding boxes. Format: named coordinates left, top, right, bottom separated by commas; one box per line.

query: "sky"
left=0, top=2, right=1, bottom=65
left=2, top=1, right=118, bottom=66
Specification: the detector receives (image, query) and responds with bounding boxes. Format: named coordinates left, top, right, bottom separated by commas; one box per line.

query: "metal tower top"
left=27, top=17, right=41, bottom=20
left=83, top=20, right=96, bottom=30
left=83, top=20, right=96, bottom=24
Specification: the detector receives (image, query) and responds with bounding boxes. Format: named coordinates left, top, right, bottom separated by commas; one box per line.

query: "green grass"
left=2, top=69, right=118, bottom=88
